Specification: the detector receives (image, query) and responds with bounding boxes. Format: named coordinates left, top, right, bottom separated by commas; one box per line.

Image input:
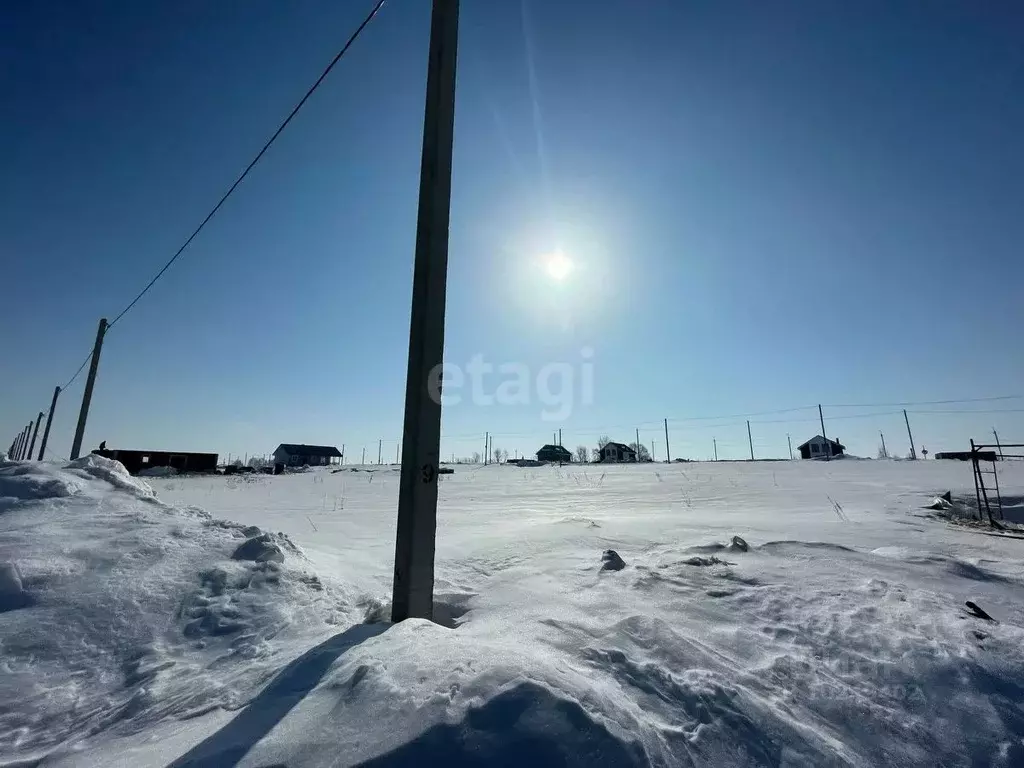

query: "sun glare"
left=544, top=250, right=574, bottom=282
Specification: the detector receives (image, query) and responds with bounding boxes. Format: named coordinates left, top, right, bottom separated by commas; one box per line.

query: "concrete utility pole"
left=818, top=404, right=829, bottom=461
left=558, top=428, right=562, bottom=447
left=484, top=432, right=488, bottom=464
left=378, top=439, right=382, bottom=465
left=396, top=442, right=400, bottom=464
left=70, top=317, right=108, bottom=460
left=392, top=0, right=460, bottom=624
left=747, top=420, right=754, bottom=460
left=993, top=429, right=1003, bottom=459
left=787, top=433, right=793, bottom=460
left=903, top=409, right=917, bottom=460
left=713, top=438, right=718, bottom=462
left=651, top=441, right=656, bottom=462
left=635, top=427, right=640, bottom=460
left=27, top=412, right=43, bottom=460
left=880, top=432, right=888, bottom=459
left=341, top=444, right=345, bottom=466
left=663, top=418, right=671, bottom=462
left=362, top=447, right=366, bottom=465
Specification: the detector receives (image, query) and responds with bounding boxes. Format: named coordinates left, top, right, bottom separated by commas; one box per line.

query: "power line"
left=62, top=350, right=95, bottom=390
left=105, top=0, right=387, bottom=330
left=824, top=395, right=1021, bottom=408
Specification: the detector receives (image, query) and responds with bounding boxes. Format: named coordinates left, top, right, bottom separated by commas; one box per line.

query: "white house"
left=272, top=443, right=343, bottom=467
left=797, top=435, right=845, bottom=460
left=599, top=441, right=637, bottom=463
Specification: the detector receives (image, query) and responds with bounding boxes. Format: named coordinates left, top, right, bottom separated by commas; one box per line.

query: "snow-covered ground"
left=2, top=454, right=1024, bottom=766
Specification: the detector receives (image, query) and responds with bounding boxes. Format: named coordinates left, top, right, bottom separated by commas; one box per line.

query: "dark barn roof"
left=604, top=441, right=636, bottom=453
left=537, top=444, right=572, bottom=457
left=796, top=436, right=846, bottom=451
left=275, top=444, right=342, bottom=458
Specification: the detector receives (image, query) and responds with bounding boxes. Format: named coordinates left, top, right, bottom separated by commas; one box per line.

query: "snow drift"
left=3, top=457, right=1024, bottom=766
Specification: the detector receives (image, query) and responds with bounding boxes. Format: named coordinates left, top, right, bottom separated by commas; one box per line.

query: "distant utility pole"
left=787, top=433, right=793, bottom=460
left=635, top=427, right=640, bottom=459
left=362, top=447, right=366, bottom=465
left=747, top=420, right=754, bottom=460
left=558, top=428, right=562, bottom=447
left=27, top=412, right=43, bottom=461
left=880, top=432, right=888, bottom=459
left=713, top=438, right=718, bottom=462
left=903, top=409, right=917, bottom=460
left=993, top=429, right=1003, bottom=459
left=651, top=441, right=655, bottom=462
left=378, top=439, right=382, bottom=465
left=392, top=0, right=460, bottom=624
left=70, top=317, right=108, bottom=460
left=22, top=424, right=32, bottom=460
left=396, top=442, right=400, bottom=464
left=663, top=418, right=671, bottom=462
left=484, top=432, right=488, bottom=465
left=13, top=429, right=24, bottom=460
left=818, top=404, right=830, bottom=461
left=341, top=444, right=345, bottom=465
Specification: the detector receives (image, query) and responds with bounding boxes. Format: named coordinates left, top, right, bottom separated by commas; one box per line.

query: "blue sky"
left=2, top=0, right=1023, bottom=463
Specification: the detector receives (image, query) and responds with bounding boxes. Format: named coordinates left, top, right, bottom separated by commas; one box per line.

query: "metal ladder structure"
left=970, top=440, right=1014, bottom=524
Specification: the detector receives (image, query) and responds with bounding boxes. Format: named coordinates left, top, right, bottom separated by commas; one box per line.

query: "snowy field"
left=2, top=454, right=1024, bottom=766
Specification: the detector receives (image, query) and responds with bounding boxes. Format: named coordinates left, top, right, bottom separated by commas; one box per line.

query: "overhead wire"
left=106, top=0, right=387, bottom=330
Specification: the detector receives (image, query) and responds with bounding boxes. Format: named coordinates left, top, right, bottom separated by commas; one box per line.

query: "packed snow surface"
left=2, top=454, right=1024, bottom=766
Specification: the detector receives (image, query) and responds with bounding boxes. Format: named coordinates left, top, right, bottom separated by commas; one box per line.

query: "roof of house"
left=274, top=443, right=343, bottom=457
left=537, top=444, right=571, bottom=455
left=604, top=441, right=636, bottom=452
left=796, top=435, right=846, bottom=451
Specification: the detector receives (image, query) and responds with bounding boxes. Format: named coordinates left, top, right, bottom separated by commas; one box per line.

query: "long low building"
left=92, top=448, right=219, bottom=475
left=272, top=443, right=343, bottom=467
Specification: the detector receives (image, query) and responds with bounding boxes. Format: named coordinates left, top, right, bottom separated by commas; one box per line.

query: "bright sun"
left=544, top=250, right=574, bottom=282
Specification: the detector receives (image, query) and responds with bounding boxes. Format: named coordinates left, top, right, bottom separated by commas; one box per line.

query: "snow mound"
left=65, top=453, right=156, bottom=498
left=0, top=460, right=356, bottom=764
left=0, top=461, right=83, bottom=504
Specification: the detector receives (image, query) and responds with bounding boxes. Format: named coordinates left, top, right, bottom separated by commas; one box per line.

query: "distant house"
left=536, top=444, right=572, bottom=463
left=272, top=443, right=343, bottom=467
left=92, top=447, right=218, bottom=475
left=797, top=435, right=845, bottom=460
left=598, top=442, right=637, bottom=463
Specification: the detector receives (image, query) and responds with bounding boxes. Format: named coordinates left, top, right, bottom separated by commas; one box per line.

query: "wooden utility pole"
left=70, top=317, right=108, bottom=460
left=663, top=418, right=671, bottom=462
left=27, top=412, right=43, bottom=460
left=818, top=404, right=829, bottom=461
left=787, top=433, right=793, bottom=460
left=880, top=432, right=888, bottom=459
left=993, top=429, right=1003, bottom=459
left=392, top=0, right=460, bottom=624
left=903, top=409, right=917, bottom=460
left=747, top=420, right=754, bottom=460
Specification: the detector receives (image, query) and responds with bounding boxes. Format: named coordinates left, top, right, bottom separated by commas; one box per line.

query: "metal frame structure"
left=970, top=440, right=1023, bottom=525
